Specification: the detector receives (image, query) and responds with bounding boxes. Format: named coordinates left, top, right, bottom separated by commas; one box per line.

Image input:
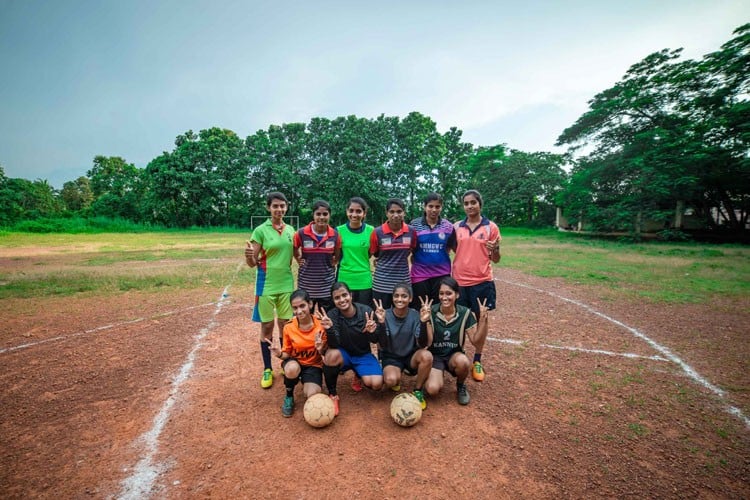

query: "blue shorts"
left=458, top=281, right=496, bottom=316
left=339, top=349, right=383, bottom=377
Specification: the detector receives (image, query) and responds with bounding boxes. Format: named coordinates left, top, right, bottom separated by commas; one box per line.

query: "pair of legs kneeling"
left=424, top=351, right=472, bottom=405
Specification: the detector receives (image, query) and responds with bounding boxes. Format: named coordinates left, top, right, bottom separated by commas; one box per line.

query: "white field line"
left=117, top=261, right=244, bottom=499
left=496, top=277, right=750, bottom=428
left=0, top=303, right=216, bottom=356
left=486, top=336, right=670, bottom=362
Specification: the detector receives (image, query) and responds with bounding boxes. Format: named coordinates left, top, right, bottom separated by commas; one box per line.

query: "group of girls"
left=245, top=190, right=501, bottom=419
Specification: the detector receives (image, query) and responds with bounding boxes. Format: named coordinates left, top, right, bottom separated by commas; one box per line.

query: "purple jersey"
left=410, top=217, right=454, bottom=283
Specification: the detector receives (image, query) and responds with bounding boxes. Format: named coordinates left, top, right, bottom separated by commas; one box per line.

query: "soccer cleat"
left=260, top=368, right=274, bottom=389
left=281, top=396, right=294, bottom=417
left=351, top=375, right=363, bottom=392
left=413, top=389, right=427, bottom=410
left=457, top=383, right=470, bottom=405
left=390, top=384, right=401, bottom=392
left=329, top=394, right=340, bottom=416
left=472, top=361, right=485, bottom=382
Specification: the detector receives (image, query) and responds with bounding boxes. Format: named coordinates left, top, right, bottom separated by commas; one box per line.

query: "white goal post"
left=250, top=216, right=300, bottom=231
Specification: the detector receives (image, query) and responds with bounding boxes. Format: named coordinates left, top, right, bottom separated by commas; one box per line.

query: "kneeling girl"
left=425, top=277, right=487, bottom=405
left=374, top=282, right=433, bottom=409
left=270, top=289, right=327, bottom=417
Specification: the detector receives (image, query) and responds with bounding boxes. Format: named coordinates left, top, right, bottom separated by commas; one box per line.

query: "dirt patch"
left=1, top=267, right=748, bottom=499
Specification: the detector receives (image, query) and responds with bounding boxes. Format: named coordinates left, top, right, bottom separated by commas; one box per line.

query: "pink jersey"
left=451, top=217, right=501, bottom=286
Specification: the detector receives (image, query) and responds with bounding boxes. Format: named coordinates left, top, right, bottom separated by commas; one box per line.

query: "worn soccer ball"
left=303, top=393, right=335, bottom=428
left=390, top=393, right=422, bottom=427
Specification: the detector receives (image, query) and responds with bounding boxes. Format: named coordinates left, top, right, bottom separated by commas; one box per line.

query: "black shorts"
left=410, top=275, right=449, bottom=308
left=431, top=352, right=463, bottom=377
left=311, top=297, right=334, bottom=314
left=351, top=289, right=373, bottom=307
left=458, top=281, right=496, bottom=316
left=381, top=353, right=417, bottom=376
left=281, top=359, right=323, bottom=386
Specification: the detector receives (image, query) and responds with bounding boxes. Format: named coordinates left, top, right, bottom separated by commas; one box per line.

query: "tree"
left=466, top=147, right=566, bottom=226
left=557, top=24, right=750, bottom=234
left=87, top=156, right=143, bottom=220
left=145, top=128, right=248, bottom=227
left=60, top=177, right=93, bottom=212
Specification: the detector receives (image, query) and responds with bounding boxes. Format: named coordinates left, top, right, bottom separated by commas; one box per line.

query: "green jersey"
left=251, top=220, right=295, bottom=295
left=336, top=223, right=374, bottom=290
left=429, top=304, right=477, bottom=358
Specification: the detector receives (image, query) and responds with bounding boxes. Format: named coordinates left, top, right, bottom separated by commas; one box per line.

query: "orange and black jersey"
left=282, top=316, right=327, bottom=367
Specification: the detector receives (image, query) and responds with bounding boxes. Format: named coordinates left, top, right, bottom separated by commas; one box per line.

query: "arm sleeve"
left=369, top=229, right=379, bottom=256
left=372, top=320, right=386, bottom=345
left=326, top=324, right=340, bottom=349
left=447, top=228, right=457, bottom=252
left=376, top=315, right=390, bottom=348
left=281, top=324, right=293, bottom=355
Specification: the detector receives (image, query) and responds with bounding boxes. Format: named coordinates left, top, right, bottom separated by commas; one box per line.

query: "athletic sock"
left=260, top=340, right=272, bottom=370
left=323, top=365, right=339, bottom=396
left=284, top=376, right=298, bottom=397
left=473, top=353, right=482, bottom=363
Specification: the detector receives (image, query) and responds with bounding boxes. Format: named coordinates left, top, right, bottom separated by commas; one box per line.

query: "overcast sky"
left=1, top=0, right=747, bottom=187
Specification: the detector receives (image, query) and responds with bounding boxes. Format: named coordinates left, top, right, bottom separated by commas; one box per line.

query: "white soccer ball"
left=390, top=393, right=422, bottom=427
left=303, top=393, right=336, bottom=428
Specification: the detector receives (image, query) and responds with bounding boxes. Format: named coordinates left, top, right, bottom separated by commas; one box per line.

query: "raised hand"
left=363, top=311, right=377, bottom=333
left=373, top=298, right=386, bottom=324
left=315, top=304, right=333, bottom=330
left=244, top=240, right=255, bottom=260
left=477, top=297, right=489, bottom=322
left=418, top=296, right=433, bottom=323
left=314, top=330, right=326, bottom=352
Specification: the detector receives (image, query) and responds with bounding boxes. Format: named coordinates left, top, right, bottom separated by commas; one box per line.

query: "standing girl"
left=245, top=192, right=295, bottom=389
left=294, top=200, right=341, bottom=312
left=336, top=197, right=375, bottom=306
left=410, top=192, right=455, bottom=306
left=452, top=189, right=500, bottom=382
left=269, top=289, right=327, bottom=418
left=369, top=198, right=417, bottom=310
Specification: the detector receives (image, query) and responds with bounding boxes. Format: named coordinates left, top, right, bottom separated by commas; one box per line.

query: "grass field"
left=2, top=228, right=747, bottom=304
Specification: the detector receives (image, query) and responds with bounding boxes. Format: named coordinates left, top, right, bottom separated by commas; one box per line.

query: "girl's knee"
left=424, top=380, right=441, bottom=397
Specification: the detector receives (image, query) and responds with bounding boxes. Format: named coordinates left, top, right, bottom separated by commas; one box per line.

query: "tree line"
left=1, top=24, right=747, bottom=238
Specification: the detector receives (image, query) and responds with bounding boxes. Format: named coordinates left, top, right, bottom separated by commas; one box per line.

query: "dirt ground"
left=1, top=259, right=749, bottom=499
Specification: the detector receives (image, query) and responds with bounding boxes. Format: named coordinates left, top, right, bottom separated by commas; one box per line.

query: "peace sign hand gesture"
left=314, top=304, right=333, bottom=330
left=477, top=297, right=489, bottom=322
left=314, top=330, right=326, bottom=353
left=418, top=296, right=433, bottom=323
left=363, top=311, right=377, bottom=333
left=373, top=298, right=386, bottom=324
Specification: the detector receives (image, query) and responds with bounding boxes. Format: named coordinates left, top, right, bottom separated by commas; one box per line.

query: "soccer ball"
left=303, top=393, right=336, bottom=428
left=390, top=393, right=422, bottom=427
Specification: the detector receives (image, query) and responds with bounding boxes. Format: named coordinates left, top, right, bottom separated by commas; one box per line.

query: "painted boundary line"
left=487, top=336, right=670, bottom=362
left=496, top=277, right=750, bottom=428
left=0, top=302, right=216, bottom=356
left=117, top=261, right=244, bottom=499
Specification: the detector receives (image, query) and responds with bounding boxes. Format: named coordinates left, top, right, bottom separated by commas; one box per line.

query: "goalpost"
left=249, top=216, right=299, bottom=231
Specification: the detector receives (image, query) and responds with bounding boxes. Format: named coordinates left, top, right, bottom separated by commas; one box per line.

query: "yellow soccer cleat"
left=260, top=368, right=274, bottom=389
